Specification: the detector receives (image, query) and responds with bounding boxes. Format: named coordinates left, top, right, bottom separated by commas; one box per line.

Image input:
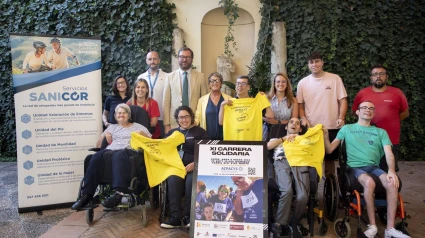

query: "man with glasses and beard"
left=352, top=65, right=409, bottom=171
left=163, top=47, right=208, bottom=134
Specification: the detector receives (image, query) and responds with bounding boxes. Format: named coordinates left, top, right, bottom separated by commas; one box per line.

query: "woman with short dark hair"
left=160, top=106, right=209, bottom=229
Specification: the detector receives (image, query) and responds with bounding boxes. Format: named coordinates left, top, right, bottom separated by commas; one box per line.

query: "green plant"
left=0, top=0, right=176, bottom=158
left=219, top=0, right=239, bottom=57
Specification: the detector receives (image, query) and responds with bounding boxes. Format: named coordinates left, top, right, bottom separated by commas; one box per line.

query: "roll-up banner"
left=191, top=140, right=268, bottom=238
left=10, top=33, right=102, bottom=212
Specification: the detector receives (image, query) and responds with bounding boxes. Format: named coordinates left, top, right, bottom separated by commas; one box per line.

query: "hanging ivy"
left=253, top=0, right=425, bottom=160
left=0, top=0, right=176, bottom=159
left=219, top=0, right=239, bottom=57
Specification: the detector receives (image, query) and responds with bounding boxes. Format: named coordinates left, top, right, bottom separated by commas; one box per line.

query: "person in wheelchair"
left=267, top=118, right=310, bottom=237
left=323, top=101, right=410, bottom=238
left=71, top=104, right=152, bottom=210
left=160, top=106, right=209, bottom=229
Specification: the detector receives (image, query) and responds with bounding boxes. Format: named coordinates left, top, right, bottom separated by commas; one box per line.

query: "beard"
left=372, top=80, right=386, bottom=89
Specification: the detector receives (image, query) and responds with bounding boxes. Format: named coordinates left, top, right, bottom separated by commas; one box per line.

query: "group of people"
left=195, top=181, right=234, bottom=222
left=72, top=47, right=409, bottom=238
left=23, top=37, right=80, bottom=73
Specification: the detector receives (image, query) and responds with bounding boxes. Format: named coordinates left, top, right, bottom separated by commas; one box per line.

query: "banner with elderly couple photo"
left=10, top=33, right=102, bottom=212
left=191, top=141, right=268, bottom=238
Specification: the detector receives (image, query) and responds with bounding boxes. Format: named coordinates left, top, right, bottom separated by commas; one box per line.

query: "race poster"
left=191, top=141, right=268, bottom=238
left=10, top=33, right=102, bottom=212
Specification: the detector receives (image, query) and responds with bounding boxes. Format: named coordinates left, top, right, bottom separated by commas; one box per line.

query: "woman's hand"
left=221, top=99, right=233, bottom=107
left=185, top=162, right=194, bottom=172
left=105, top=132, right=113, bottom=144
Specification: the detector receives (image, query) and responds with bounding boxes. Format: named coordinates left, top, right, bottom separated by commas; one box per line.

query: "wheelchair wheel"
left=324, top=173, right=339, bottom=221
left=158, top=180, right=168, bottom=224
left=86, top=209, right=94, bottom=225
left=318, top=219, right=328, bottom=236
left=334, top=218, right=351, bottom=238
left=141, top=204, right=147, bottom=227
left=395, top=221, right=410, bottom=236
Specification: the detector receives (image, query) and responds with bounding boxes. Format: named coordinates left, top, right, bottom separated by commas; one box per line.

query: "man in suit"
left=163, top=47, right=208, bottom=133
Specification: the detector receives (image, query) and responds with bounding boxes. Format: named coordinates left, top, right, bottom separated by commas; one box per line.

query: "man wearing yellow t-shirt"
left=218, top=76, right=274, bottom=141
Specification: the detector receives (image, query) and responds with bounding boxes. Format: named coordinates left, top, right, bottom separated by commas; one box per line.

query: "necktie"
left=182, top=72, right=189, bottom=106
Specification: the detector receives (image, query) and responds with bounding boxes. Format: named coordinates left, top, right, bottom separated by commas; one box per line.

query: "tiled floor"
left=28, top=161, right=425, bottom=237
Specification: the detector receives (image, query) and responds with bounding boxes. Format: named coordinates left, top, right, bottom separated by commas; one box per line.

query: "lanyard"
left=147, top=71, right=159, bottom=98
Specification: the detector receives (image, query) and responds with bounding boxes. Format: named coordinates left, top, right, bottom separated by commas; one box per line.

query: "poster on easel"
left=190, top=140, right=268, bottom=238
left=10, top=33, right=102, bottom=212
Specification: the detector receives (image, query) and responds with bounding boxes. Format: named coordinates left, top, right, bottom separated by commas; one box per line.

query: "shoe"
left=71, top=194, right=92, bottom=210
left=160, top=216, right=181, bottom=229
left=281, top=224, right=292, bottom=236
left=291, top=223, right=301, bottom=238
left=183, top=216, right=190, bottom=228
left=102, top=192, right=123, bottom=208
left=385, top=228, right=411, bottom=238
left=364, top=224, right=378, bottom=238
left=297, top=224, right=309, bottom=236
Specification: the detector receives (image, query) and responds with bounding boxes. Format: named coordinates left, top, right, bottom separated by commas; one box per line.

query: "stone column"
left=271, top=22, right=287, bottom=80
left=172, top=28, right=184, bottom=71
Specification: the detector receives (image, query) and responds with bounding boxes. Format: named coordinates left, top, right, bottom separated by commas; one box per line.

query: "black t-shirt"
left=104, top=95, right=131, bottom=123
left=167, top=126, right=209, bottom=166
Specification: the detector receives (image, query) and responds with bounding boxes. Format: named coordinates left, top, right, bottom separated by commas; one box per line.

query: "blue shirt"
left=104, top=95, right=131, bottom=124
left=242, top=179, right=264, bottom=223
left=205, top=95, right=224, bottom=139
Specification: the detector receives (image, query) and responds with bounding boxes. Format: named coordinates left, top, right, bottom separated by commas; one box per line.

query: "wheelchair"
left=323, top=140, right=409, bottom=238
left=75, top=105, right=158, bottom=226
left=267, top=124, right=328, bottom=237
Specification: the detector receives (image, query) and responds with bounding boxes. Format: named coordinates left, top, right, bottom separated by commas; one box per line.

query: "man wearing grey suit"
left=163, top=47, right=208, bottom=133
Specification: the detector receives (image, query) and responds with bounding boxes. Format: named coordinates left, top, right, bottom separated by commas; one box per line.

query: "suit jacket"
left=163, top=69, right=207, bottom=128
left=195, top=92, right=232, bottom=130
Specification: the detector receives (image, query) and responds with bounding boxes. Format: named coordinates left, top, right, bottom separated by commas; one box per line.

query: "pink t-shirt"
left=297, top=72, right=347, bottom=129
left=352, top=86, right=408, bottom=144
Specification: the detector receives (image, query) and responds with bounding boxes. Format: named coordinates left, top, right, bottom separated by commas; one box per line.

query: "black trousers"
left=167, top=172, right=193, bottom=219
left=82, top=149, right=131, bottom=195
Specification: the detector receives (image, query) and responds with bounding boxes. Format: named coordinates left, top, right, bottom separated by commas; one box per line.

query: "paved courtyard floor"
left=1, top=161, right=424, bottom=238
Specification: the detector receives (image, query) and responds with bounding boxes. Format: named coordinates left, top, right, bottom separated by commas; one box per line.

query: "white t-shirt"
left=22, top=52, right=48, bottom=71
left=102, top=123, right=152, bottom=150
left=47, top=46, right=75, bottom=69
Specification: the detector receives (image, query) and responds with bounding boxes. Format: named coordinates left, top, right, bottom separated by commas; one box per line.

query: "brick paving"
left=2, top=161, right=424, bottom=238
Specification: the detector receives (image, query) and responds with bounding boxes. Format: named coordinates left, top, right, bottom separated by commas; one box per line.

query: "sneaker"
left=297, top=224, right=309, bottom=236
left=102, top=192, right=123, bottom=209
left=281, top=224, right=292, bottom=237
left=364, top=224, right=378, bottom=238
left=271, top=223, right=282, bottom=237
left=160, top=216, right=181, bottom=229
left=183, top=216, right=190, bottom=228
left=385, top=228, right=411, bottom=238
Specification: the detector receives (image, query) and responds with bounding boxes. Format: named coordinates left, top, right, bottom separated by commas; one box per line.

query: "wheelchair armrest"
left=88, top=147, right=101, bottom=152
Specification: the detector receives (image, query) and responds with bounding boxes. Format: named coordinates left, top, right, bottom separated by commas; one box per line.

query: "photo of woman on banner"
left=207, top=184, right=233, bottom=222
left=22, top=41, right=51, bottom=73
left=231, top=176, right=264, bottom=223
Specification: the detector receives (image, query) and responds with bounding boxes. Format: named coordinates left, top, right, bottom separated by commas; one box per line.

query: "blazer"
left=162, top=69, right=208, bottom=128
left=195, top=92, right=232, bottom=130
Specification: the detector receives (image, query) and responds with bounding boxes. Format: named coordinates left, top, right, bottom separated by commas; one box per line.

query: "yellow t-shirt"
left=130, top=131, right=186, bottom=187
left=282, top=124, right=325, bottom=178
left=223, top=93, right=271, bottom=141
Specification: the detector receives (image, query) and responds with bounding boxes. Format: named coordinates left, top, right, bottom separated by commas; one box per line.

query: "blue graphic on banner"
left=21, top=114, right=31, bottom=123
left=24, top=176, right=34, bottom=185
left=22, top=130, right=32, bottom=139
left=22, top=145, right=32, bottom=155
left=23, top=161, right=33, bottom=170
left=13, top=61, right=101, bottom=93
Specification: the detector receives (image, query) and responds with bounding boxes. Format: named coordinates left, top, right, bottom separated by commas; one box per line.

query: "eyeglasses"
left=117, top=81, right=126, bottom=85
left=233, top=177, right=245, bottom=186
left=359, top=106, right=376, bottom=111
left=236, top=82, right=248, bottom=87
left=371, top=72, right=386, bottom=77
left=219, top=190, right=228, bottom=193
left=209, top=79, right=221, bottom=84
left=178, top=55, right=192, bottom=60
left=178, top=115, right=191, bottom=120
